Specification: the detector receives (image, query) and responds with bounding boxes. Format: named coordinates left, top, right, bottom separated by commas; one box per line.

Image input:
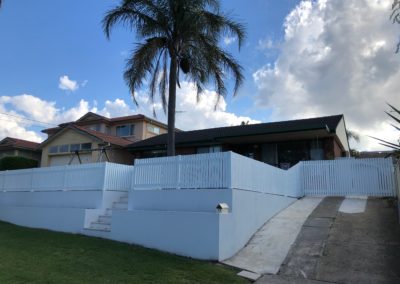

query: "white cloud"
left=134, top=82, right=260, bottom=130
left=223, top=36, right=237, bottom=45
left=257, top=38, right=276, bottom=50
left=253, top=0, right=400, bottom=151
left=0, top=85, right=258, bottom=143
left=58, top=75, right=79, bottom=92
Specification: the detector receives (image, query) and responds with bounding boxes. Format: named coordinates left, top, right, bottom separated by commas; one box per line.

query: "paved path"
left=257, top=197, right=400, bottom=284
left=222, top=197, right=323, bottom=275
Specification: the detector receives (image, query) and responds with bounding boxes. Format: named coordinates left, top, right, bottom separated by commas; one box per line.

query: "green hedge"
left=0, top=156, right=38, bottom=171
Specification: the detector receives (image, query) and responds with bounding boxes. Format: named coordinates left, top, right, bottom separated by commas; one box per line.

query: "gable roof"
left=72, top=125, right=133, bottom=147
left=42, top=112, right=168, bottom=135
left=0, top=137, right=40, bottom=151
left=128, top=115, right=345, bottom=150
left=39, top=125, right=133, bottom=149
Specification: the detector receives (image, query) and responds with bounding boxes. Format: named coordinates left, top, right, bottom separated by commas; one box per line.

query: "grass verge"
left=0, top=221, right=248, bottom=284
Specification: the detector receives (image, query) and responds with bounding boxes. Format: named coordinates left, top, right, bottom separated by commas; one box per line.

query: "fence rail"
left=0, top=162, right=132, bottom=192
left=0, top=153, right=396, bottom=197
left=302, top=158, right=396, bottom=196
left=132, top=152, right=231, bottom=190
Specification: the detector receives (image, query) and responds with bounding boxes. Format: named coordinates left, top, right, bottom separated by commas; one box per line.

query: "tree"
left=392, top=0, right=400, bottom=52
left=103, top=0, right=245, bottom=156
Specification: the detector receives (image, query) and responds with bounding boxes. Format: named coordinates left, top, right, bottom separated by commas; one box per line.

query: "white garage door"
left=49, top=153, right=92, bottom=167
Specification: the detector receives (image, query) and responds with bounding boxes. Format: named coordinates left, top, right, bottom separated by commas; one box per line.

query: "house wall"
left=41, top=129, right=134, bottom=166
left=335, top=118, right=350, bottom=152
left=41, top=129, right=97, bottom=167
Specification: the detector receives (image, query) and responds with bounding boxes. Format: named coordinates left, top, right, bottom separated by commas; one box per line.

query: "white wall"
left=0, top=191, right=102, bottom=208
left=129, top=189, right=232, bottom=211
left=111, top=188, right=295, bottom=260
left=110, top=210, right=220, bottom=260
left=0, top=206, right=86, bottom=233
left=219, top=190, right=295, bottom=260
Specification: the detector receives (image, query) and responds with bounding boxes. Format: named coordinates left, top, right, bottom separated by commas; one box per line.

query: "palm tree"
left=392, top=0, right=400, bottom=52
left=103, top=0, right=245, bottom=156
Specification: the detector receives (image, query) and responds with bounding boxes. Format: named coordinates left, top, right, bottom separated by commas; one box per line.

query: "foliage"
left=392, top=0, right=400, bottom=52
left=0, top=221, right=247, bottom=284
left=371, top=103, right=400, bottom=153
left=0, top=156, right=38, bottom=171
left=103, top=0, right=245, bottom=156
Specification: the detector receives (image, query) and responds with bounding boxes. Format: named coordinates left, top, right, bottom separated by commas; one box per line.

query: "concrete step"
left=113, top=202, right=128, bottom=210
left=105, top=209, right=113, bottom=216
left=83, top=227, right=111, bottom=238
left=90, top=222, right=111, bottom=231
left=120, top=196, right=128, bottom=203
left=98, top=215, right=112, bottom=223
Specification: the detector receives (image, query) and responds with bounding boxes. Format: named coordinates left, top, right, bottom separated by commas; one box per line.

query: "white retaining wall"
left=112, top=188, right=295, bottom=260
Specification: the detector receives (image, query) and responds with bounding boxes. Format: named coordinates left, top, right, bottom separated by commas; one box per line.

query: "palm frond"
left=123, top=37, right=166, bottom=103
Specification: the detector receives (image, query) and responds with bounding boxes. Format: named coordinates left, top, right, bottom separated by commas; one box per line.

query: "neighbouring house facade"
left=128, top=115, right=350, bottom=169
left=39, top=112, right=168, bottom=167
left=0, top=137, right=41, bottom=162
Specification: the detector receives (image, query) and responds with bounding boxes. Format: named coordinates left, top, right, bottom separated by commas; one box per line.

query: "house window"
left=116, top=124, right=135, bottom=137
left=59, top=144, right=69, bottom=153
left=197, top=146, right=221, bottom=154
left=70, top=144, right=80, bottom=152
left=81, top=143, right=92, bottom=150
left=49, top=146, right=58, bottom=154
left=147, top=124, right=160, bottom=134
left=88, top=124, right=101, bottom=132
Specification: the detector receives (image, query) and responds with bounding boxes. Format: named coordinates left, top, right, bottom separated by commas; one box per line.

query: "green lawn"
left=0, top=221, right=248, bottom=284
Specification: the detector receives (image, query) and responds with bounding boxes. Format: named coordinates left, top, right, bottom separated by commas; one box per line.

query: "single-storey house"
left=39, top=112, right=168, bottom=167
left=127, top=115, right=350, bottom=168
left=0, top=137, right=41, bottom=162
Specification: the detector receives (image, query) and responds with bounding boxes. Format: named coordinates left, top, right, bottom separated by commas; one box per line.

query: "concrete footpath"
left=257, top=197, right=400, bottom=284
left=222, top=197, right=323, bottom=276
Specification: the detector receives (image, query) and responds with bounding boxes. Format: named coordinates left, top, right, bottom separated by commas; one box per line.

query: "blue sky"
left=0, top=0, right=399, bottom=150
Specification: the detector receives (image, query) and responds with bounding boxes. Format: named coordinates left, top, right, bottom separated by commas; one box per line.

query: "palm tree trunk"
left=167, top=57, right=177, bottom=156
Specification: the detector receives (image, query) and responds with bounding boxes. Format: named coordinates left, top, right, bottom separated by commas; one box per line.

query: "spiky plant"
left=371, top=104, right=400, bottom=153
left=103, top=0, right=245, bottom=156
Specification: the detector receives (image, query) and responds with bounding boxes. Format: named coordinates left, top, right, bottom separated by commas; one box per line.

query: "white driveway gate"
left=302, top=158, right=396, bottom=197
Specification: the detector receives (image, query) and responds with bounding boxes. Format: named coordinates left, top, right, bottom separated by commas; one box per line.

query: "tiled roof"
left=42, top=112, right=167, bottom=134
left=0, top=137, right=40, bottom=150
left=128, top=115, right=344, bottom=150
left=72, top=126, right=133, bottom=147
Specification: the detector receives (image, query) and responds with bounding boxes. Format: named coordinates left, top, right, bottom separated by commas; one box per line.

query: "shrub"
left=0, top=156, right=38, bottom=171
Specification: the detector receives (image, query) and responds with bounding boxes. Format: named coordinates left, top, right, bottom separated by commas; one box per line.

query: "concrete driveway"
left=257, top=197, right=400, bottom=284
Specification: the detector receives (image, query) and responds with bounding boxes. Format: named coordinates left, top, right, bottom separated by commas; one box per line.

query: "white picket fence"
left=0, top=152, right=396, bottom=197
left=132, top=152, right=301, bottom=197
left=302, top=158, right=396, bottom=196
left=0, top=162, right=132, bottom=192
left=132, top=152, right=231, bottom=190
left=230, top=152, right=302, bottom=197
left=132, top=152, right=397, bottom=197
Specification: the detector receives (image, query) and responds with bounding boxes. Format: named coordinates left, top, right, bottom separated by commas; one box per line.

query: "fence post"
left=226, top=152, right=232, bottom=190
left=103, top=162, right=108, bottom=191
left=63, top=165, right=68, bottom=191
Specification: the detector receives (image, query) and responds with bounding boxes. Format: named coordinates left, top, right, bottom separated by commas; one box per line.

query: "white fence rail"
left=132, top=152, right=301, bottom=197
left=302, top=158, right=396, bottom=196
left=0, top=162, right=132, bottom=192
left=231, top=152, right=301, bottom=197
left=0, top=153, right=396, bottom=197
left=132, top=152, right=231, bottom=190
left=131, top=152, right=396, bottom=197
